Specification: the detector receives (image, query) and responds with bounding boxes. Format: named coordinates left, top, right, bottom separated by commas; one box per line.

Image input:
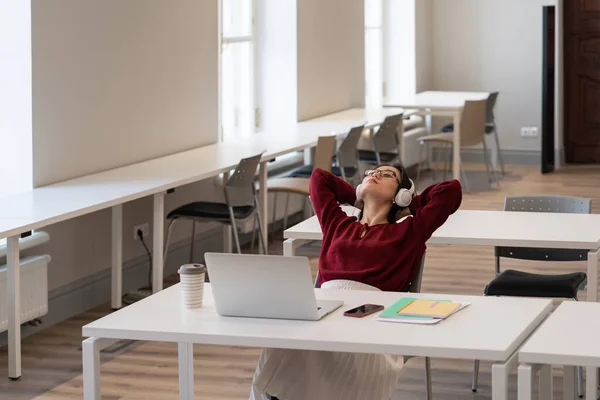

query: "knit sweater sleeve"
left=408, top=179, right=462, bottom=240
left=309, top=168, right=357, bottom=233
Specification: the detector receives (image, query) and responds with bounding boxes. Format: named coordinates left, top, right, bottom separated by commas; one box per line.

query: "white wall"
left=296, top=0, right=365, bottom=121
left=415, top=0, right=433, bottom=92
left=31, top=0, right=219, bottom=187
left=27, top=0, right=220, bottom=290
left=431, top=0, right=558, bottom=151
left=0, top=0, right=33, bottom=196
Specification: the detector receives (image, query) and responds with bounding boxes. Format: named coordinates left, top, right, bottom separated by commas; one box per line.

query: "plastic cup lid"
left=178, top=263, right=206, bottom=275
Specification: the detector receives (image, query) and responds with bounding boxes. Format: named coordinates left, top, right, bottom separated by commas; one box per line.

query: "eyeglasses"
left=364, top=169, right=399, bottom=181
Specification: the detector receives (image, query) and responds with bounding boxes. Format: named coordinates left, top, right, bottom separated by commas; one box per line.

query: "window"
left=220, top=0, right=255, bottom=141
left=364, top=0, right=384, bottom=109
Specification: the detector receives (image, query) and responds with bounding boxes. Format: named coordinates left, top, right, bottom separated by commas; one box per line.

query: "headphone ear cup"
left=355, top=184, right=363, bottom=200
left=395, top=189, right=412, bottom=208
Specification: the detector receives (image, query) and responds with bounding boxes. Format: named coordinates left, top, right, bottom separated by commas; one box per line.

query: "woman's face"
left=360, top=165, right=401, bottom=203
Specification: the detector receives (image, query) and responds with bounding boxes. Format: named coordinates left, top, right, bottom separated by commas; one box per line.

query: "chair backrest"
left=406, top=252, right=426, bottom=293
left=313, top=135, right=337, bottom=172
left=337, top=124, right=365, bottom=180
left=459, top=99, right=487, bottom=147
left=372, top=113, right=403, bottom=158
left=223, top=152, right=264, bottom=208
left=496, top=195, right=591, bottom=265
left=313, top=252, right=426, bottom=293
left=486, top=91, right=499, bottom=124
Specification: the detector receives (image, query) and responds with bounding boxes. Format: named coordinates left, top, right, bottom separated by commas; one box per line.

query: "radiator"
left=0, top=255, right=50, bottom=332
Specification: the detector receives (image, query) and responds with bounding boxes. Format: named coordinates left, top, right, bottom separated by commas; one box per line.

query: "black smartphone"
left=343, top=304, right=384, bottom=318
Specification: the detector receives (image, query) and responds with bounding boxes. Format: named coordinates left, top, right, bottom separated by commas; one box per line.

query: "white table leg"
left=563, top=365, right=576, bottom=400
left=221, top=171, right=232, bottom=253
left=539, top=364, right=553, bottom=400
left=259, top=161, right=268, bottom=254
left=492, top=350, right=517, bottom=400
left=452, top=110, right=462, bottom=181
left=222, top=226, right=232, bottom=253
left=587, top=248, right=599, bottom=302
left=304, top=147, right=313, bottom=165
left=82, top=337, right=117, bottom=400
left=283, top=238, right=308, bottom=257
left=7, top=235, right=20, bottom=380
left=586, top=366, right=597, bottom=400
left=178, top=342, right=195, bottom=400
left=153, top=192, right=165, bottom=293
left=111, top=205, right=123, bottom=309
left=518, top=363, right=535, bottom=400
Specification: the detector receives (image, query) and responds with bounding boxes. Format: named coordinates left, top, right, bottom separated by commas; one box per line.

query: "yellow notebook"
left=396, top=299, right=462, bottom=319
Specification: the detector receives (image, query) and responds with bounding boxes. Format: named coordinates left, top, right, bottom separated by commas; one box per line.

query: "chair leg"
left=189, top=221, right=196, bottom=263
left=492, top=123, right=506, bottom=176
left=482, top=139, right=499, bottom=187
left=255, top=195, right=268, bottom=255
left=416, top=142, right=424, bottom=183
left=227, top=207, right=242, bottom=254
left=443, top=143, right=451, bottom=181
left=163, top=219, right=177, bottom=266
left=271, top=193, right=278, bottom=241
left=577, top=366, right=584, bottom=398
left=283, top=193, right=290, bottom=231
left=472, top=359, right=480, bottom=392
left=425, top=357, right=433, bottom=400
left=250, top=215, right=257, bottom=254
left=460, top=166, right=470, bottom=194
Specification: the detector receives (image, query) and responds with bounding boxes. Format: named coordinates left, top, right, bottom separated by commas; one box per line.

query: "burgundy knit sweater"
left=309, top=168, right=462, bottom=292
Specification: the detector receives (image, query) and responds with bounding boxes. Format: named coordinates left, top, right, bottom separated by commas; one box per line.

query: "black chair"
left=163, top=152, right=267, bottom=262
left=471, top=195, right=590, bottom=397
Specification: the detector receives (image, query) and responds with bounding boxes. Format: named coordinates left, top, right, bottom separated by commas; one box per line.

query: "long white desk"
left=387, top=90, right=490, bottom=180
left=518, top=301, right=600, bottom=400
left=0, top=109, right=400, bottom=380
left=82, top=283, right=552, bottom=400
left=283, top=207, right=600, bottom=301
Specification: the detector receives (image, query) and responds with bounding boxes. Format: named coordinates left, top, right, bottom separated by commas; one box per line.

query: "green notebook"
left=376, top=297, right=469, bottom=325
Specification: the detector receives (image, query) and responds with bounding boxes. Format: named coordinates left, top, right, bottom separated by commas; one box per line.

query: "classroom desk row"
left=0, top=108, right=403, bottom=380
left=0, top=91, right=497, bottom=380
left=283, top=206, right=600, bottom=302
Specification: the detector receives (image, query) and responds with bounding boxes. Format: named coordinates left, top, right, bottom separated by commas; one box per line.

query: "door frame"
left=554, top=0, right=565, bottom=169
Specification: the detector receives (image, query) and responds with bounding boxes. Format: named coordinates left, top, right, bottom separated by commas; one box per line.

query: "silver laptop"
left=204, top=252, right=343, bottom=321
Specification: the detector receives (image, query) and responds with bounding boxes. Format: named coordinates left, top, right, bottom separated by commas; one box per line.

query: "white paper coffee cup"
left=178, top=264, right=206, bottom=309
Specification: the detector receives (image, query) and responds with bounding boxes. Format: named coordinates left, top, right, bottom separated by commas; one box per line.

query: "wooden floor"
left=2, top=164, right=600, bottom=400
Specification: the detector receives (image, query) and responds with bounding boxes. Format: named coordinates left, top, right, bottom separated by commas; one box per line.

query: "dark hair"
left=357, top=163, right=412, bottom=223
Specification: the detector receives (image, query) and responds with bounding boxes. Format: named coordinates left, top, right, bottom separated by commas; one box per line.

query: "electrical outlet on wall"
left=133, top=223, right=149, bottom=240
left=520, top=127, right=539, bottom=138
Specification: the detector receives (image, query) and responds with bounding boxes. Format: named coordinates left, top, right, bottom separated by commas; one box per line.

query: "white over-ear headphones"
left=356, top=178, right=415, bottom=207
left=395, top=178, right=415, bottom=207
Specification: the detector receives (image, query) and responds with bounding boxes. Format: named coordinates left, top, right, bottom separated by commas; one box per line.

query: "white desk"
left=307, top=107, right=405, bottom=128
left=388, top=91, right=490, bottom=180
left=283, top=208, right=600, bottom=302
left=0, top=109, right=393, bottom=380
left=82, top=283, right=552, bottom=400
left=518, top=301, right=600, bottom=400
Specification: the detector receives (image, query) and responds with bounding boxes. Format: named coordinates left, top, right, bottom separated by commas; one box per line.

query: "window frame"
left=218, top=0, right=258, bottom=142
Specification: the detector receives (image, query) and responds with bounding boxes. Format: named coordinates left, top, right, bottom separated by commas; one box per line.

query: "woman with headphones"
left=250, top=165, right=462, bottom=400
left=312, top=163, right=462, bottom=291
